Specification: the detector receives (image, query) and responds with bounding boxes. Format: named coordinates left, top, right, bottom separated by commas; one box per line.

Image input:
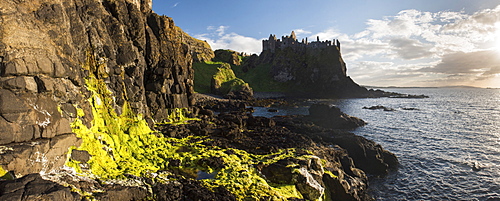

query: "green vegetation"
left=232, top=63, right=289, bottom=92
left=159, top=108, right=200, bottom=125
left=212, top=63, right=250, bottom=94
left=193, top=61, right=251, bottom=95
left=0, top=166, right=12, bottom=180
left=194, top=60, right=288, bottom=94
left=193, top=61, right=221, bottom=93
left=67, top=51, right=318, bottom=200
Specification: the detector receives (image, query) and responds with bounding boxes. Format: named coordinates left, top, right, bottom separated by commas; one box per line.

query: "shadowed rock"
left=308, top=103, right=366, bottom=129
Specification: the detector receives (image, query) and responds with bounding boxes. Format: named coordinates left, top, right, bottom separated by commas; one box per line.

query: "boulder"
left=0, top=174, right=80, bottom=201
left=213, top=49, right=241, bottom=66
left=363, top=105, right=395, bottom=111
left=307, top=103, right=366, bottom=129
left=211, top=63, right=253, bottom=100
left=153, top=178, right=236, bottom=201
left=331, top=132, right=398, bottom=175
left=260, top=159, right=294, bottom=184
left=295, top=167, right=325, bottom=200
left=94, top=185, right=148, bottom=201
left=0, top=134, right=81, bottom=177
left=260, top=157, right=326, bottom=200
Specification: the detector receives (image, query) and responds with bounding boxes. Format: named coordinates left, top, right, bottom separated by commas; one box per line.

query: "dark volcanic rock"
left=94, top=185, right=148, bottom=201
left=213, top=49, right=241, bottom=66
left=363, top=105, right=396, bottom=111
left=153, top=178, right=236, bottom=201
left=224, top=84, right=254, bottom=100
left=0, top=174, right=81, bottom=201
left=308, top=103, right=366, bottom=129
left=330, top=132, right=398, bottom=175
left=273, top=115, right=398, bottom=176
left=70, top=150, right=91, bottom=163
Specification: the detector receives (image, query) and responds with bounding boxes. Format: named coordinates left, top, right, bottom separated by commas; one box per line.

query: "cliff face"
left=0, top=0, right=210, bottom=176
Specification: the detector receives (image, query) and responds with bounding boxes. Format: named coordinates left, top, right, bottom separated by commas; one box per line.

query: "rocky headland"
left=1, top=0, right=398, bottom=200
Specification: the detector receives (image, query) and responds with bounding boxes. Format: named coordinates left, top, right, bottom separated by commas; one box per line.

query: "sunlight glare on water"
left=329, top=88, right=500, bottom=200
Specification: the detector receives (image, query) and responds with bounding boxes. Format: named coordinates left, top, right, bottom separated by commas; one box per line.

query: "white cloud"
left=343, top=5, right=500, bottom=87
left=195, top=26, right=262, bottom=54
left=292, top=29, right=312, bottom=38
left=307, top=28, right=344, bottom=42
left=389, top=38, right=433, bottom=60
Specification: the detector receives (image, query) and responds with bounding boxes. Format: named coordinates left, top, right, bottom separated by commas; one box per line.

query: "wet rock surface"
left=363, top=105, right=396, bottom=111
left=308, top=103, right=366, bottom=129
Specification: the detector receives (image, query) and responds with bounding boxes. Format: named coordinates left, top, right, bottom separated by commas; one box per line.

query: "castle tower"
left=291, top=31, right=297, bottom=40
left=263, top=34, right=278, bottom=53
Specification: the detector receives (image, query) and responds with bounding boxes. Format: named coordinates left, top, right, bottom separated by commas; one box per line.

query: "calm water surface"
left=255, top=88, right=500, bottom=200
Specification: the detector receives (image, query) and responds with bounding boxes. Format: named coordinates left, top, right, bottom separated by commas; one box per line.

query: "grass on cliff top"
left=194, top=61, right=289, bottom=93
left=193, top=61, right=222, bottom=93
left=232, top=63, right=289, bottom=92
left=212, top=63, right=250, bottom=94
left=66, top=52, right=310, bottom=200
left=193, top=61, right=250, bottom=94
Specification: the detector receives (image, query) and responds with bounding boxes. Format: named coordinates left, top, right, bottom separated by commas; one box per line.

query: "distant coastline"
left=364, top=85, right=498, bottom=89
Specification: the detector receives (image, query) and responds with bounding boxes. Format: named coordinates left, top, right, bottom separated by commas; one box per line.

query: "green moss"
left=270, top=184, right=303, bottom=199
left=68, top=50, right=319, bottom=200
left=160, top=108, right=200, bottom=125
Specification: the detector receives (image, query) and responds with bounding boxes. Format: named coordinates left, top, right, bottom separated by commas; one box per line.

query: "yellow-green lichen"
left=159, top=108, right=200, bottom=125
left=324, top=170, right=338, bottom=178
left=0, top=166, right=8, bottom=179
left=270, top=184, right=303, bottom=199
left=67, top=50, right=318, bottom=200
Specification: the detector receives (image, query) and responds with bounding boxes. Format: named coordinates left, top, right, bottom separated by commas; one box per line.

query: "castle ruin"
left=262, top=31, right=341, bottom=53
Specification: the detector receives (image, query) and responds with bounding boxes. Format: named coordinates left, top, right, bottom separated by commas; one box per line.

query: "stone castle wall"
left=263, top=31, right=341, bottom=53
left=258, top=31, right=370, bottom=98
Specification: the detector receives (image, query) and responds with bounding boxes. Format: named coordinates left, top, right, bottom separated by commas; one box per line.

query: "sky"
left=153, top=0, right=500, bottom=88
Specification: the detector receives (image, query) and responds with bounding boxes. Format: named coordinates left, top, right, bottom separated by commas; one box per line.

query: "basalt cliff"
left=0, top=1, right=397, bottom=200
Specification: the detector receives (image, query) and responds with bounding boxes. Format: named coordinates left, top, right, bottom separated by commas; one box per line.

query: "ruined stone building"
left=262, top=31, right=341, bottom=53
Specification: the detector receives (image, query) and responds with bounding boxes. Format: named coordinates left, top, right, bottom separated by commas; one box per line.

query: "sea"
left=254, top=88, right=500, bottom=200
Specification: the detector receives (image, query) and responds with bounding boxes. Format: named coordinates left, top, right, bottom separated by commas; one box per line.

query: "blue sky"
left=153, top=0, right=500, bottom=88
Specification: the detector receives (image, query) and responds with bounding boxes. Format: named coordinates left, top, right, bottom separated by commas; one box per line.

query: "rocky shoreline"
left=1, top=94, right=397, bottom=200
